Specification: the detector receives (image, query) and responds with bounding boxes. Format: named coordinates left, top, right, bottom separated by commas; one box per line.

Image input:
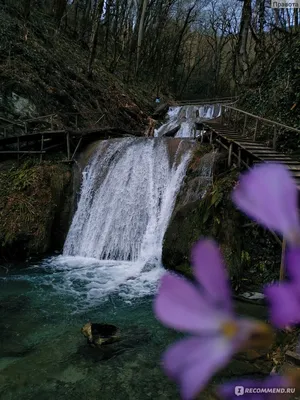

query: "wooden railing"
left=175, top=97, right=238, bottom=106
left=0, top=111, right=105, bottom=138
left=221, top=105, right=300, bottom=151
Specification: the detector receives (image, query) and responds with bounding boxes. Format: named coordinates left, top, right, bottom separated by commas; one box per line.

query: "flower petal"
left=285, top=247, right=300, bottom=282
left=191, top=239, right=232, bottom=312
left=264, top=282, right=300, bottom=328
left=163, top=336, right=234, bottom=400
left=154, top=273, right=228, bottom=334
left=232, top=164, right=300, bottom=241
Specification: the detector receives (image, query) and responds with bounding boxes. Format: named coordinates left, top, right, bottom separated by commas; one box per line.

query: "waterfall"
left=64, top=137, right=191, bottom=262
left=154, top=104, right=221, bottom=138
left=47, top=137, right=191, bottom=303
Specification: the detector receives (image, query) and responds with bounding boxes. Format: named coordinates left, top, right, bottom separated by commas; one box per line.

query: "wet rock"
left=81, top=322, right=120, bottom=347
left=238, top=292, right=265, bottom=305
left=162, top=125, right=180, bottom=137
left=78, top=325, right=151, bottom=362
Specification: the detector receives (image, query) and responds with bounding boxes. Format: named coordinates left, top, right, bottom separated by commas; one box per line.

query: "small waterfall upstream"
left=154, top=104, right=221, bottom=138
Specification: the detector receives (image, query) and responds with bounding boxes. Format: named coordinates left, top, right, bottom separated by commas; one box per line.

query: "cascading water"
left=64, top=137, right=191, bottom=263
left=45, top=137, right=192, bottom=303
left=154, top=103, right=221, bottom=138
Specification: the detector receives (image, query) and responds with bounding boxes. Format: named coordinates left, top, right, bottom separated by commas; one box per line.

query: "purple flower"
left=232, top=163, right=300, bottom=246
left=154, top=239, right=273, bottom=400
left=264, top=247, right=300, bottom=328
left=218, top=375, right=293, bottom=400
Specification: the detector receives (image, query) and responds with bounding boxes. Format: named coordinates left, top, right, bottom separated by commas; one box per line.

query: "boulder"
left=81, top=322, right=120, bottom=347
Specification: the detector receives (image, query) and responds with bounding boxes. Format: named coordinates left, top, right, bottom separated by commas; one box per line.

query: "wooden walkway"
left=202, top=108, right=300, bottom=188
left=0, top=126, right=141, bottom=163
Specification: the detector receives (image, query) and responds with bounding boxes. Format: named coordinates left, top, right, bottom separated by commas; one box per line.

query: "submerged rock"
left=81, top=322, right=120, bottom=347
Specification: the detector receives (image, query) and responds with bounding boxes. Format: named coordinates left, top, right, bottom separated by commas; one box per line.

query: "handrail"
left=177, top=97, right=237, bottom=104
left=222, top=105, right=300, bottom=134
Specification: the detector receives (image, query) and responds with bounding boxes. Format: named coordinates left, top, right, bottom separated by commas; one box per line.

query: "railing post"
left=253, top=119, right=258, bottom=141
left=238, top=147, right=241, bottom=167
left=220, top=105, right=223, bottom=124
left=243, top=114, right=248, bottom=136
left=228, top=143, right=232, bottom=166
left=279, top=238, right=286, bottom=281
left=17, top=137, right=20, bottom=165
left=50, top=115, right=54, bottom=130
left=209, top=131, right=213, bottom=144
left=234, top=110, right=238, bottom=130
left=273, top=126, right=277, bottom=150
left=40, top=134, right=44, bottom=163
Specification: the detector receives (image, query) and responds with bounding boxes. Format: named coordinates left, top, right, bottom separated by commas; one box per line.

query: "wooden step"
left=254, top=160, right=300, bottom=165
left=258, top=155, right=294, bottom=160
left=241, top=142, right=271, bottom=151
left=251, top=150, right=282, bottom=154
left=290, top=171, right=300, bottom=177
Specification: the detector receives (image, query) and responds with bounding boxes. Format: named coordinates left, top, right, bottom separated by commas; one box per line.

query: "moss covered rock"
left=0, top=160, right=73, bottom=260
left=162, top=145, right=281, bottom=289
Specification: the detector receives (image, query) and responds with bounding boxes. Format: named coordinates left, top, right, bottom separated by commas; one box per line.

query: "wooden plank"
left=0, top=151, right=46, bottom=154
left=258, top=154, right=293, bottom=159
left=251, top=150, right=282, bottom=154
left=0, top=116, right=24, bottom=127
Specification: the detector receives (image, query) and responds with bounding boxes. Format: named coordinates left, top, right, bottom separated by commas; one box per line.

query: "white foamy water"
left=154, top=104, right=221, bottom=138
left=44, top=137, right=192, bottom=303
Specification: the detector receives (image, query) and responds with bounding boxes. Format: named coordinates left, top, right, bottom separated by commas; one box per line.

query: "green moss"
left=163, top=147, right=281, bottom=289
left=173, top=263, right=193, bottom=280
left=0, top=160, right=72, bottom=259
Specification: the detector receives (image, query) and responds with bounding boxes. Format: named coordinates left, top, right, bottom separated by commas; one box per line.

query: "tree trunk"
left=23, top=0, right=31, bottom=21
left=135, top=0, right=148, bottom=75
left=87, top=0, right=104, bottom=77
left=235, top=0, right=252, bottom=82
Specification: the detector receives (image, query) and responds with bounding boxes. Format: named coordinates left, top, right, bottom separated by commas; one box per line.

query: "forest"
left=2, top=0, right=300, bottom=104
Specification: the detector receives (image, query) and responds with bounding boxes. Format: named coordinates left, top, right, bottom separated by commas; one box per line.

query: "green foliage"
left=0, top=161, right=71, bottom=257
left=163, top=149, right=281, bottom=292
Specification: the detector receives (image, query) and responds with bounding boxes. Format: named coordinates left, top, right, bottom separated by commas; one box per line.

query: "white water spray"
left=64, top=138, right=191, bottom=262
left=49, top=138, right=192, bottom=303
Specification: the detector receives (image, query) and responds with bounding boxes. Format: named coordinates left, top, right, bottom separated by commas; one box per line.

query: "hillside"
left=0, top=3, right=156, bottom=134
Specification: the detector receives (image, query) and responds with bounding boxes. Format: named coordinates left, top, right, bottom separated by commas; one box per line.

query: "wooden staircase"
left=204, top=119, right=300, bottom=188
